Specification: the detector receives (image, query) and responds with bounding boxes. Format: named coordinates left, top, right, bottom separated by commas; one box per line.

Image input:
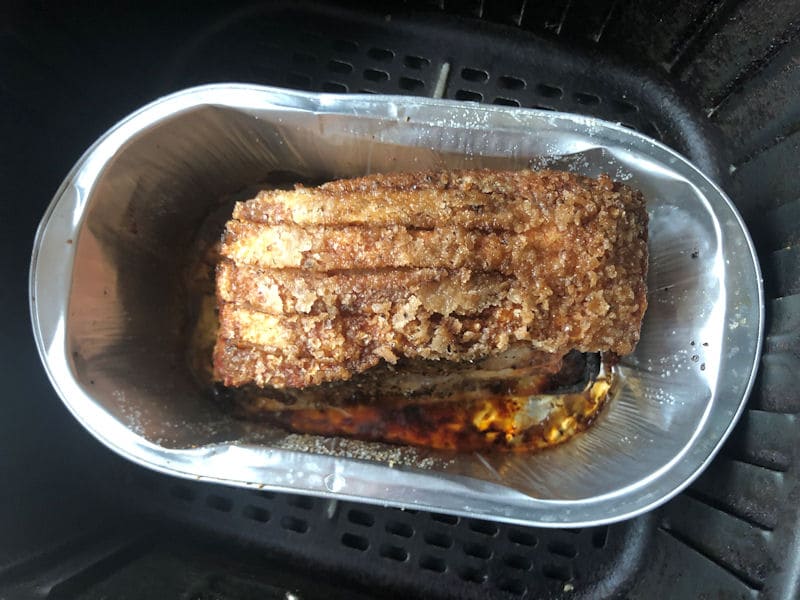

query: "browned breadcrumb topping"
left=214, top=169, right=648, bottom=389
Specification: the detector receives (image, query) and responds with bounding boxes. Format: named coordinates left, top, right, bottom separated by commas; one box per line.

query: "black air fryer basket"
left=2, top=2, right=799, bottom=598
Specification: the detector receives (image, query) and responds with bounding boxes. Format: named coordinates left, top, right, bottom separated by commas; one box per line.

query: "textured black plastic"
left=164, top=2, right=727, bottom=185
left=2, top=1, right=799, bottom=599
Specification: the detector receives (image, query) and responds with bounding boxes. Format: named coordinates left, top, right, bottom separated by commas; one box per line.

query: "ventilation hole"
left=287, top=495, right=314, bottom=510
left=508, top=529, right=537, bottom=547
left=424, top=531, right=453, bottom=549
left=536, top=83, right=562, bottom=98
left=322, top=82, right=348, bottom=93
left=404, top=55, right=430, bottom=69
left=547, top=540, right=577, bottom=558
left=498, top=75, right=525, bottom=90
left=430, top=512, right=459, bottom=525
left=493, top=97, right=520, bottom=106
left=558, top=528, right=582, bottom=535
left=341, top=532, right=369, bottom=551
left=503, top=554, right=532, bottom=571
left=291, top=52, right=316, bottom=66
left=463, top=542, right=492, bottom=560
left=461, top=67, right=488, bottom=83
left=347, top=509, right=375, bottom=527
left=419, top=555, right=446, bottom=573
left=242, top=505, right=270, bottom=523
left=206, top=495, right=233, bottom=512
left=364, top=69, right=389, bottom=82
left=467, top=519, right=498, bottom=537
left=620, top=122, right=637, bottom=130
left=386, top=521, right=413, bottom=538
left=391, top=508, right=418, bottom=515
left=334, top=39, right=359, bottom=54
left=399, top=76, right=425, bottom=91
left=359, top=89, right=377, bottom=94
left=458, top=566, right=488, bottom=584
left=611, top=99, right=638, bottom=114
left=573, top=91, right=601, bottom=105
left=379, top=544, right=408, bottom=562
left=542, top=563, right=572, bottom=581
left=280, top=515, right=308, bottom=533
left=368, top=47, right=394, bottom=62
left=327, top=60, right=353, bottom=74
left=169, top=485, right=195, bottom=502
left=286, top=72, right=312, bottom=90
left=591, top=527, right=609, bottom=549
left=251, top=490, right=275, bottom=500
left=531, top=104, right=556, bottom=111
left=498, top=578, right=527, bottom=595
left=455, top=89, right=483, bottom=102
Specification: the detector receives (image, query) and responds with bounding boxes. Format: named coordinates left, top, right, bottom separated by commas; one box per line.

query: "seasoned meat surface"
left=214, top=169, right=648, bottom=389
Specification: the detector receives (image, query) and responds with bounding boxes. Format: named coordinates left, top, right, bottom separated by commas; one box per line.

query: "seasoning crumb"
left=702, top=342, right=709, bottom=347
left=691, top=355, right=699, bottom=362
left=66, top=239, right=73, bottom=244
left=700, top=363, right=706, bottom=371
left=274, top=433, right=446, bottom=469
left=563, top=583, right=574, bottom=592
left=690, top=250, right=699, bottom=259
left=690, top=340, right=695, bottom=346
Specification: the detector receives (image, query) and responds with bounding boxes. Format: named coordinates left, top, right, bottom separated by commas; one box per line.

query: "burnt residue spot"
left=690, top=249, right=699, bottom=259
left=702, top=342, right=709, bottom=347
left=66, top=239, right=73, bottom=244
left=487, top=380, right=510, bottom=395
left=690, top=340, right=695, bottom=346
left=691, top=355, right=699, bottom=362
left=700, top=363, right=706, bottom=371
left=547, top=351, right=596, bottom=393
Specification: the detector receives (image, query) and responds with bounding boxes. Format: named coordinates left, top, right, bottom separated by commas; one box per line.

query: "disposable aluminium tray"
left=30, top=84, right=763, bottom=527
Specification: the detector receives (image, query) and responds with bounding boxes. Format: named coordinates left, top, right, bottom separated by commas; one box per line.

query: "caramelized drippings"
left=233, top=375, right=611, bottom=451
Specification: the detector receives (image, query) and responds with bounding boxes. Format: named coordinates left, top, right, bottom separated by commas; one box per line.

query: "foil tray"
left=30, top=85, right=763, bottom=526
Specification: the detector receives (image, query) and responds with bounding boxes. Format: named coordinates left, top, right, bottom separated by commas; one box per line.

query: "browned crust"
left=216, top=262, right=512, bottom=316
left=214, top=169, right=648, bottom=389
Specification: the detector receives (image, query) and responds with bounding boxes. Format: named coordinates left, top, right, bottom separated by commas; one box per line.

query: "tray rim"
left=29, top=83, right=765, bottom=527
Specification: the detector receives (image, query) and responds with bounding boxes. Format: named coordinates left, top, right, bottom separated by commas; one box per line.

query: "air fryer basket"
left=3, top=1, right=799, bottom=598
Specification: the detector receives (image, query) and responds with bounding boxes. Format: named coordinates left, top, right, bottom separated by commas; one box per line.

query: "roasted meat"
left=214, top=169, right=648, bottom=389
